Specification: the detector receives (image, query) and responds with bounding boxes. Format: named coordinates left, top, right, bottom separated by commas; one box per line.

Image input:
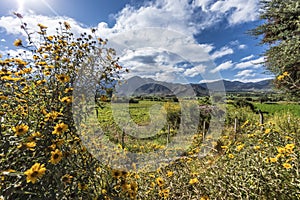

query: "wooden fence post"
left=202, top=121, right=206, bottom=142
left=167, top=124, right=170, bottom=145
left=121, top=129, right=125, bottom=149
left=258, top=109, right=264, bottom=125
left=234, top=117, right=238, bottom=133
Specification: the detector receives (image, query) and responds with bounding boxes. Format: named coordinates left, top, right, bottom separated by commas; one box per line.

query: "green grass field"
left=254, top=102, right=300, bottom=117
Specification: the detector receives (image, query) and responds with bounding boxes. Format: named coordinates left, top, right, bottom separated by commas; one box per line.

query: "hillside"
left=115, top=76, right=274, bottom=96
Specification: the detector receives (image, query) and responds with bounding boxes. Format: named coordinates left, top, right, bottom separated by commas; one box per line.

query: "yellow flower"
left=60, top=96, right=73, bottom=104
left=236, top=144, right=245, bottom=151
left=64, top=87, right=73, bottom=93
left=52, top=123, right=68, bottom=135
left=28, top=132, right=42, bottom=141
left=276, top=153, right=284, bottom=159
left=111, top=169, right=122, bottom=179
left=44, top=111, right=61, bottom=122
left=25, top=142, right=36, bottom=151
left=56, top=74, right=70, bottom=83
left=49, top=149, right=63, bottom=164
left=13, top=39, right=22, bottom=46
left=277, top=147, right=286, bottom=154
left=253, top=146, right=260, bottom=150
left=36, top=79, right=46, bottom=86
left=159, top=188, right=170, bottom=198
left=264, top=128, right=271, bottom=134
left=156, top=177, right=164, bottom=187
left=13, top=124, right=29, bottom=136
left=189, top=177, right=199, bottom=185
left=61, top=174, right=73, bottom=184
left=64, top=21, right=71, bottom=30
left=282, top=163, right=292, bottom=169
left=277, top=75, right=285, bottom=81
left=47, top=35, right=54, bottom=41
left=24, top=163, right=46, bottom=183
left=282, top=72, right=289, bottom=76
left=269, top=157, right=277, bottom=163
left=129, top=181, right=138, bottom=192
left=285, top=143, right=295, bottom=153
left=166, top=171, right=174, bottom=177
left=37, top=23, right=48, bottom=29
left=228, top=153, right=234, bottom=159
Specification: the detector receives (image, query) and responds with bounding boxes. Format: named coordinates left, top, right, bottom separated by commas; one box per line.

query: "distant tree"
left=251, top=0, right=300, bottom=96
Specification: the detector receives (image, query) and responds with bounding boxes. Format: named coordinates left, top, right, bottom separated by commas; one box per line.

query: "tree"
left=251, top=0, right=300, bottom=96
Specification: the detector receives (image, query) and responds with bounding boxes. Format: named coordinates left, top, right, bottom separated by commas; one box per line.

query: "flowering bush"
left=0, top=14, right=125, bottom=199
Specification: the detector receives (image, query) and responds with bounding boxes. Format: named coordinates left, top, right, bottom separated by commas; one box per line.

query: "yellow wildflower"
left=253, top=146, right=260, bottom=150
left=64, top=21, right=71, bottom=30
left=24, top=163, right=46, bottom=184
left=166, top=171, right=174, bottom=177
left=60, top=96, right=73, bottom=104
left=156, top=177, right=164, bottom=187
left=285, top=143, right=295, bottom=153
left=228, top=153, right=234, bottom=159
left=52, top=123, right=68, bottom=135
left=49, top=149, right=63, bottom=164
left=13, top=39, right=22, bottom=46
left=13, top=124, right=29, bottom=136
left=277, top=147, right=286, bottom=154
left=282, top=72, right=289, bottom=76
left=189, top=177, right=199, bottom=185
left=236, top=144, right=245, bottom=151
left=55, top=74, right=70, bottom=83
left=37, top=23, right=47, bottom=29
left=264, top=128, right=271, bottom=134
left=47, top=35, right=54, bottom=41
left=269, top=157, right=278, bottom=163
left=282, top=163, right=292, bottom=169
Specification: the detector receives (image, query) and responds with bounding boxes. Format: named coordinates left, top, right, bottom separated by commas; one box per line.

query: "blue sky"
left=0, top=0, right=273, bottom=83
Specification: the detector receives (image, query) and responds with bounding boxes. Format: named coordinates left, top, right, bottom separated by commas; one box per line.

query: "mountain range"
left=115, top=76, right=274, bottom=97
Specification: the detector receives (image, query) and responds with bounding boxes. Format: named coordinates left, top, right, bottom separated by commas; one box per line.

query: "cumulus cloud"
left=210, top=0, right=260, bottom=25
left=0, top=14, right=87, bottom=37
left=234, top=69, right=255, bottom=78
left=183, top=64, right=207, bottom=77
left=1, top=39, right=6, bottom=42
left=211, top=46, right=234, bottom=59
left=238, top=44, right=247, bottom=49
left=210, top=60, right=234, bottom=73
left=0, top=0, right=261, bottom=83
left=230, top=77, right=272, bottom=83
left=235, top=57, right=265, bottom=69
left=241, top=54, right=254, bottom=61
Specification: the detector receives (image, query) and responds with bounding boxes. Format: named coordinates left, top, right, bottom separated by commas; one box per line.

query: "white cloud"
left=241, top=54, right=254, bottom=61
left=1, top=39, right=5, bottom=42
left=112, top=0, right=195, bottom=36
left=238, top=44, right=247, bottom=49
left=183, top=64, right=207, bottom=77
left=211, top=60, right=234, bottom=73
left=199, top=78, right=222, bottom=83
left=0, top=0, right=262, bottom=83
left=235, top=57, right=265, bottom=69
left=230, top=77, right=272, bottom=83
left=0, top=14, right=88, bottom=41
left=234, top=69, right=255, bottom=77
left=211, top=46, right=234, bottom=59
left=210, top=0, right=260, bottom=25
